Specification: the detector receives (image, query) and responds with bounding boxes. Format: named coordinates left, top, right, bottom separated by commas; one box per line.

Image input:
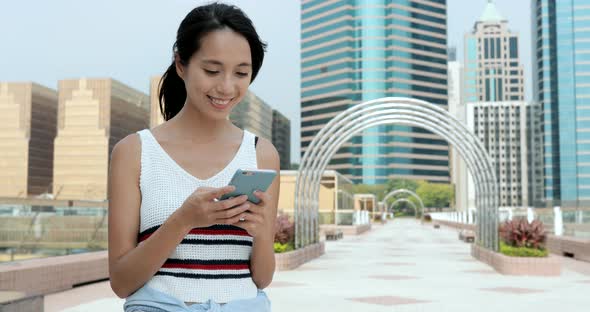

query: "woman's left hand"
left=232, top=190, right=274, bottom=239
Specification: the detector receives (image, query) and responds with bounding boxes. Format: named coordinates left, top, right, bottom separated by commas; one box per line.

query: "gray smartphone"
left=219, top=169, right=277, bottom=204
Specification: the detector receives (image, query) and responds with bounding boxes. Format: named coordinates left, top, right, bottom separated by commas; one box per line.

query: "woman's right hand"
left=177, top=185, right=250, bottom=229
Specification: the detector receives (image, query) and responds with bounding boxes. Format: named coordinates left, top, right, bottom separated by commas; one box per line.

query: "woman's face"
left=177, top=28, right=252, bottom=120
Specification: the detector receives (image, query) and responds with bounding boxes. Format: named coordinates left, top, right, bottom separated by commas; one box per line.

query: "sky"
left=0, top=0, right=532, bottom=164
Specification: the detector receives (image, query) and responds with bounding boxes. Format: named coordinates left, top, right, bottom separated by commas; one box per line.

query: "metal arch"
left=295, top=97, right=499, bottom=251
left=305, top=114, right=491, bottom=249
left=300, top=111, right=495, bottom=250
left=307, top=115, right=488, bottom=246
left=381, top=189, right=425, bottom=221
left=389, top=198, right=419, bottom=216
left=308, top=114, right=492, bottom=246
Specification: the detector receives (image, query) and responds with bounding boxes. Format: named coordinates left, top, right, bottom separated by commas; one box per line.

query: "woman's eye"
left=236, top=72, right=249, bottom=77
left=204, top=69, right=219, bottom=75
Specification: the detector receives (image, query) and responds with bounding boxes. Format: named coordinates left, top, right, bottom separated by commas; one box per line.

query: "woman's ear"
left=174, top=54, right=185, bottom=80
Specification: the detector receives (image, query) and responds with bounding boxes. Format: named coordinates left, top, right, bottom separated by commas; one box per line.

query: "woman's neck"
left=167, top=103, right=235, bottom=142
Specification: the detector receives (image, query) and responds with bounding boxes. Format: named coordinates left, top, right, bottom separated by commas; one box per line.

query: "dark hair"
left=159, top=3, right=267, bottom=121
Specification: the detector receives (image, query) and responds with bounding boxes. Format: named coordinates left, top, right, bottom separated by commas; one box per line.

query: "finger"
left=243, top=204, right=263, bottom=215
left=224, top=212, right=250, bottom=225
left=214, top=202, right=250, bottom=220
left=253, top=190, right=270, bottom=203
left=215, top=194, right=249, bottom=210
left=238, top=212, right=263, bottom=224
left=208, top=185, right=236, bottom=200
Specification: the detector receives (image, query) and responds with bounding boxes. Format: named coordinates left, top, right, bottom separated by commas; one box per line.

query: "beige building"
left=150, top=76, right=165, bottom=128
left=272, top=109, right=291, bottom=169
left=229, top=91, right=273, bottom=139
left=53, top=78, right=149, bottom=201
left=278, top=170, right=354, bottom=225
left=0, top=82, right=58, bottom=198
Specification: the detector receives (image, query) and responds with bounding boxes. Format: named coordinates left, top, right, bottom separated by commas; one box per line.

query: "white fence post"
left=554, top=206, right=563, bottom=236
left=527, top=207, right=534, bottom=223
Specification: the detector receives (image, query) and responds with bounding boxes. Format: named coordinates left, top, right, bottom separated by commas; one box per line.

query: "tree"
left=416, top=181, right=453, bottom=209
left=386, top=178, right=419, bottom=193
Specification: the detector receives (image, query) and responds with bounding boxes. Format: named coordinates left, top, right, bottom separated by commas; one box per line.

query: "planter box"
left=275, top=242, right=325, bottom=271
left=546, top=235, right=590, bottom=262
left=0, top=251, right=108, bottom=296
left=471, top=244, right=561, bottom=276
left=320, top=224, right=371, bottom=236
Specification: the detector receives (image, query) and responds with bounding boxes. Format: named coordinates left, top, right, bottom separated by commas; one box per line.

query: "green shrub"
left=274, top=242, right=294, bottom=253
left=499, top=241, right=548, bottom=257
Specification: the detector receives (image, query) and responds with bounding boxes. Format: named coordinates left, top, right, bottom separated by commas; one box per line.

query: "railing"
left=430, top=207, right=590, bottom=239
left=0, top=203, right=107, bottom=263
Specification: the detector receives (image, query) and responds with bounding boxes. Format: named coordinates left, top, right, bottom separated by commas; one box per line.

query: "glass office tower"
left=533, top=0, right=590, bottom=207
left=301, top=0, right=450, bottom=184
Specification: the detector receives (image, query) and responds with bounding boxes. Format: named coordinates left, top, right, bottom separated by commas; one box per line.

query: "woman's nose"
left=215, top=75, right=235, bottom=95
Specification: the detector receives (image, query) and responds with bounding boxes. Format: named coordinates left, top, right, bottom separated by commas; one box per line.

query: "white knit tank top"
left=134, top=128, right=259, bottom=303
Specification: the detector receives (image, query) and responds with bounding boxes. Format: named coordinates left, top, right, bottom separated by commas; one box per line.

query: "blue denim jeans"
left=123, top=284, right=271, bottom=312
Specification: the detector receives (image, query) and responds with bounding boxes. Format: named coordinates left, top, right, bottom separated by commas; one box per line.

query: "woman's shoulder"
left=111, top=133, right=141, bottom=170
left=254, top=136, right=280, bottom=170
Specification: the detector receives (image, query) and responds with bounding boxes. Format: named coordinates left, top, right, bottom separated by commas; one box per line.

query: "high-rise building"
left=301, top=0, right=450, bottom=185
left=53, top=78, right=149, bottom=201
left=464, top=0, right=525, bottom=103
left=0, top=82, right=58, bottom=198
left=532, top=0, right=590, bottom=207
left=272, top=110, right=291, bottom=169
left=466, top=101, right=534, bottom=208
left=447, top=60, right=469, bottom=210
left=229, top=91, right=273, bottom=140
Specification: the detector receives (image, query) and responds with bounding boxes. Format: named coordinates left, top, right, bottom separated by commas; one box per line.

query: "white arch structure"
left=294, top=97, right=499, bottom=251
left=381, top=189, right=425, bottom=221
left=389, top=198, right=419, bottom=216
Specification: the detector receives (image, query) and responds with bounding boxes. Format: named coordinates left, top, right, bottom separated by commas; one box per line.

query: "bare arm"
left=249, top=137, right=280, bottom=289
left=107, top=134, right=193, bottom=298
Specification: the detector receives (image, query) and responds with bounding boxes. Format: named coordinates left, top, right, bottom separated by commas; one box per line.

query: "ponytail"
left=159, top=62, right=186, bottom=121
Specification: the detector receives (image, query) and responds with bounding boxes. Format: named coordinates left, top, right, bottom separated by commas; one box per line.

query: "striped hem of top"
left=138, top=224, right=251, bottom=242
left=155, top=271, right=252, bottom=279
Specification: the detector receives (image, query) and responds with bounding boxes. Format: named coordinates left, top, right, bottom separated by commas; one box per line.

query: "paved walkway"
left=46, top=219, right=590, bottom=311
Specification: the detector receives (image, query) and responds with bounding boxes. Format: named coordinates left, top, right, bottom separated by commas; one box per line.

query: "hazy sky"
left=0, top=0, right=531, bottom=164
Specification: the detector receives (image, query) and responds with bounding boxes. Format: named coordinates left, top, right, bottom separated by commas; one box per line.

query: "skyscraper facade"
left=0, top=82, right=58, bottom=198
left=533, top=0, right=590, bottom=207
left=466, top=101, right=532, bottom=208
left=464, top=0, right=525, bottom=103
left=301, top=0, right=450, bottom=185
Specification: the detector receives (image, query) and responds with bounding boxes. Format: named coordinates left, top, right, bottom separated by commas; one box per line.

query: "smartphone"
left=219, top=169, right=277, bottom=204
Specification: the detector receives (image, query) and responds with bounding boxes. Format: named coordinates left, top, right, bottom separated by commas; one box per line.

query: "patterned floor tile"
left=480, top=287, right=545, bottom=294
left=348, top=296, right=431, bottom=306
left=368, top=274, right=419, bottom=280
left=269, top=281, right=307, bottom=288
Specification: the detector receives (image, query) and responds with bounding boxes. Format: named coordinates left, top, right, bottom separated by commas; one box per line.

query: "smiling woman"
left=107, top=3, right=280, bottom=312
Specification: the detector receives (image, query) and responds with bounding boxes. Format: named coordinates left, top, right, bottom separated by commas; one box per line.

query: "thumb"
left=208, top=185, right=236, bottom=200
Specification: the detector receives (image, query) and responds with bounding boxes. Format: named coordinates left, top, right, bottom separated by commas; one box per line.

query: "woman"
left=107, top=3, right=279, bottom=311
